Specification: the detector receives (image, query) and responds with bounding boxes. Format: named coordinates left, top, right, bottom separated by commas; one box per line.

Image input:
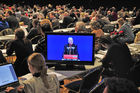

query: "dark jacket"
left=116, top=23, right=134, bottom=44
left=0, top=21, right=9, bottom=31
left=0, top=50, right=7, bottom=63
left=26, top=27, right=39, bottom=40
left=6, top=39, right=33, bottom=76
left=6, top=15, right=19, bottom=31
left=35, top=37, right=46, bottom=57
left=62, top=16, right=74, bottom=28
left=63, top=44, right=78, bottom=55
left=101, top=43, right=133, bottom=78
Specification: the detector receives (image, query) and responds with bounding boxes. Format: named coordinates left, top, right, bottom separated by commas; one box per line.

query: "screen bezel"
left=0, top=63, right=19, bottom=89
left=45, top=32, right=95, bottom=65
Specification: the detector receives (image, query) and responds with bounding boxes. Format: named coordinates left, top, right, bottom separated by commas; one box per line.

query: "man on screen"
left=63, top=37, right=79, bottom=60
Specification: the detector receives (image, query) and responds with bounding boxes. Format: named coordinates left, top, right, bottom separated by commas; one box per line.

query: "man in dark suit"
left=63, top=37, right=79, bottom=61
left=63, top=37, right=78, bottom=55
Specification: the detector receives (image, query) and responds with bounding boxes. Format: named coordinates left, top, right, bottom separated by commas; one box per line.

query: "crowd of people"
left=0, top=3, right=140, bottom=93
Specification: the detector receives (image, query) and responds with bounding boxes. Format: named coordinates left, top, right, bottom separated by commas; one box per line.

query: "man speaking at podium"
left=63, top=37, right=79, bottom=61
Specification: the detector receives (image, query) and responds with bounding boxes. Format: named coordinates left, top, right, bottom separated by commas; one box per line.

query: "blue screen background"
left=47, top=35, right=93, bottom=61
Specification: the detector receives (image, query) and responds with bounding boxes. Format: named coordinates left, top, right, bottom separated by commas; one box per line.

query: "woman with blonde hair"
left=5, top=53, right=60, bottom=93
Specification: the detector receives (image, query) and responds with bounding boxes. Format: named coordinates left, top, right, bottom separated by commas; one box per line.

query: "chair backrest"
left=67, top=23, right=75, bottom=28
left=31, top=35, right=43, bottom=44
left=79, top=66, right=103, bottom=93
left=102, top=24, right=115, bottom=33
left=89, top=79, right=105, bottom=93
left=0, top=28, right=14, bottom=36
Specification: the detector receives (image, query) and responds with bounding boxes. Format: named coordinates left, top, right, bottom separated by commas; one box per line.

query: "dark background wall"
left=0, top=0, right=139, bottom=10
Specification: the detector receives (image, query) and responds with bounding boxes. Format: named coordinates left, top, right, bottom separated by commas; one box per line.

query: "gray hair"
left=75, top=21, right=86, bottom=32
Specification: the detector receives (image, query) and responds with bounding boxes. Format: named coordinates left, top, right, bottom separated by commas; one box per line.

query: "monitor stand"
left=55, top=64, right=86, bottom=71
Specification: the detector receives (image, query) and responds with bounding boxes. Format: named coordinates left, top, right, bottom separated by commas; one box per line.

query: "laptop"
left=0, top=63, right=19, bottom=92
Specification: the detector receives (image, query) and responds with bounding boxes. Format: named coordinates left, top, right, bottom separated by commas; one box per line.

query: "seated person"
left=111, top=18, right=134, bottom=44
left=90, top=21, right=104, bottom=52
left=26, top=19, right=42, bottom=40
left=63, top=37, right=79, bottom=60
left=0, top=15, right=9, bottom=31
left=99, top=35, right=134, bottom=78
left=103, top=77, right=139, bottom=93
left=75, top=21, right=89, bottom=33
left=134, top=31, right=140, bottom=44
left=35, top=21, right=53, bottom=58
left=5, top=53, right=60, bottom=93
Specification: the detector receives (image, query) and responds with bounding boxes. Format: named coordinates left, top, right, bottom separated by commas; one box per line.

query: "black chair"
left=31, top=35, right=43, bottom=44
left=65, top=66, right=103, bottom=93
left=0, top=28, right=14, bottom=36
left=89, top=79, right=105, bottom=93
left=102, top=24, right=115, bottom=33
left=67, top=23, right=75, bottom=28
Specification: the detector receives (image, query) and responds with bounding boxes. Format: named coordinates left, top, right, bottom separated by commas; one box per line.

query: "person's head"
left=95, top=14, right=103, bottom=20
left=15, top=28, right=25, bottom=40
left=40, top=19, right=53, bottom=34
left=32, top=19, right=40, bottom=28
left=103, top=77, right=139, bottom=93
left=99, top=35, right=114, bottom=49
left=90, top=21, right=101, bottom=30
left=68, top=37, right=73, bottom=45
left=75, top=21, right=86, bottom=33
left=117, top=18, right=125, bottom=27
left=6, top=10, right=13, bottom=17
left=27, top=53, right=47, bottom=74
left=27, top=53, right=49, bottom=88
left=32, top=13, right=38, bottom=19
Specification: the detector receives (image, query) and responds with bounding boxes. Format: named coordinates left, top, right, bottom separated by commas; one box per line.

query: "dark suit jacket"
left=63, top=44, right=78, bottom=55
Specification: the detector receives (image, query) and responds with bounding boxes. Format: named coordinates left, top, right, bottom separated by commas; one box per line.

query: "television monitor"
left=45, top=32, right=95, bottom=70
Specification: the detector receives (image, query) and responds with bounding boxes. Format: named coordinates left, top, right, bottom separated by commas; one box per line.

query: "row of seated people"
left=0, top=15, right=139, bottom=76
left=0, top=4, right=140, bottom=93
left=0, top=4, right=140, bottom=36
left=0, top=25, right=139, bottom=93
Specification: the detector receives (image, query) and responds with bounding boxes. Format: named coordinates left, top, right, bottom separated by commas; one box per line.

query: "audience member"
left=90, top=21, right=104, bottom=52
left=35, top=21, right=53, bottom=58
left=5, top=10, right=19, bottom=31
left=112, top=18, right=134, bottom=44
left=5, top=53, right=60, bottom=93
left=62, top=14, right=74, bottom=28
left=0, top=15, right=9, bottom=31
left=111, top=7, right=118, bottom=21
left=103, top=77, right=139, bottom=93
left=20, top=12, right=31, bottom=28
left=132, top=9, right=140, bottom=25
left=93, top=14, right=110, bottom=29
left=26, top=19, right=42, bottom=40
left=6, top=28, right=33, bottom=76
left=134, top=31, right=140, bottom=43
left=99, top=35, right=134, bottom=78
left=75, top=21, right=88, bottom=33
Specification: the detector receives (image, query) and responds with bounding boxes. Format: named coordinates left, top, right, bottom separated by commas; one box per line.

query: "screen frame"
left=45, top=32, right=95, bottom=65
left=0, top=63, right=19, bottom=89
